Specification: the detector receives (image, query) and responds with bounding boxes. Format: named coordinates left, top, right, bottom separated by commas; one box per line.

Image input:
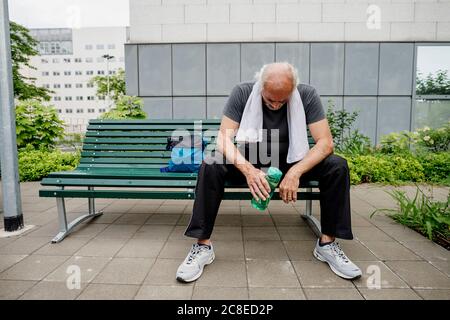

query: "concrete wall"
left=129, top=0, right=450, bottom=43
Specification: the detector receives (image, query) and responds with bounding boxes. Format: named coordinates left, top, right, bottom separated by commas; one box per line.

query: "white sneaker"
left=313, top=239, right=362, bottom=280
left=176, top=243, right=215, bottom=283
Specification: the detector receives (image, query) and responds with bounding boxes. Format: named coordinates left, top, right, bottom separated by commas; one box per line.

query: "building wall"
left=129, top=0, right=450, bottom=43
left=22, top=27, right=128, bottom=132
left=125, top=41, right=434, bottom=144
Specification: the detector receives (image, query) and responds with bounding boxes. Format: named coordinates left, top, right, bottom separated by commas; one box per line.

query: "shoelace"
left=330, top=242, right=350, bottom=264
left=186, top=244, right=209, bottom=265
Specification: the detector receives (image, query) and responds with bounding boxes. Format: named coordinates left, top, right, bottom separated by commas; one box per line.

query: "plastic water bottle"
left=251, top=167, right=283, bottom=211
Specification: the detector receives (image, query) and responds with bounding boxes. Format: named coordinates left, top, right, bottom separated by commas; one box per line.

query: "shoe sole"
left=176, top=253, right=215, bottom=283
left=313, top=248, right=361, bottom=280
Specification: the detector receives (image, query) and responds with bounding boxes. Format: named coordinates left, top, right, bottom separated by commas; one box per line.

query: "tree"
left=89, top=68, right=126, bottom=102
left=10, top=21, right=52, bottom=101
left=416, top=69, right=450, bottom=95
left=99, top=95, right=147, bottom=120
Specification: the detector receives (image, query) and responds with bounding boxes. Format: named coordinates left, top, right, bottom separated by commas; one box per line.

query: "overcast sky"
left=8, top=0, right=129, bottom=28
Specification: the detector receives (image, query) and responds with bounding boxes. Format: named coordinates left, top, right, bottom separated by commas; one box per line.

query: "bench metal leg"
left=300, top=188, right=322, bottom=238
left=52, top=186, right=103, bottom=243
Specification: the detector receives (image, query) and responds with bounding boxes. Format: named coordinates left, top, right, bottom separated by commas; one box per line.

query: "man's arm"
left=216, top=115, right=271, bottom=201
left=278, top=118, right=334, bottom=203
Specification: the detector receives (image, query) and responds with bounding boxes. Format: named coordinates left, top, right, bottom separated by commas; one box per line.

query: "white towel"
left=235, top=81, right=310, bottom=163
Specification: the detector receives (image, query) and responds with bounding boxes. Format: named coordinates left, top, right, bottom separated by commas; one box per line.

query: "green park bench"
left=39, top=119, right=321, bottom=243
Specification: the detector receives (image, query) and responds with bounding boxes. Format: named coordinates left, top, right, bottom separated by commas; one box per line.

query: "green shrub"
left=15, top=100, right=65, bottom=150
left=412, top=123, right=450, bottom=153
left=371, top=186, right=450, bottom=244
left=18, top=146, right=80, bottom=181
left=417, top=152, right=450, bottom=184
left=342, top=154, right=425, bottom=185
left=379, top=131, right=414, bottom=154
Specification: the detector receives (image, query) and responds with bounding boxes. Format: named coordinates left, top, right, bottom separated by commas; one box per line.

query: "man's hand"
left=279, top=169, right=301, bottom=203
left=244, top=167, right=271, bottom=201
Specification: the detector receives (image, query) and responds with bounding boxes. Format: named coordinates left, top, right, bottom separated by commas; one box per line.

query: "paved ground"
left=0, top=182, right=449, bottom=300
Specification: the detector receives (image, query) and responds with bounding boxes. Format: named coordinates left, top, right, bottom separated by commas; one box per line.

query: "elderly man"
left=176, top=62, right=362, bottom=283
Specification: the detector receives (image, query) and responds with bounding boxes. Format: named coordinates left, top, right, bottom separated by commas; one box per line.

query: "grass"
left=370, top=185, right=450, bottom=250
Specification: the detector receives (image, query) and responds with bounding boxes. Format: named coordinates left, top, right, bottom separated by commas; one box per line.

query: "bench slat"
left=80, top=158, right=169, bottom=164
left=47, top=169, right=197, bottom=179
left=82, top=144, right=168, bottom=151
left=89, top=119, right=221, bottom=125
left=39, top=189, right=320, bottom=200
left=81, top=151, right=171, bottom=158
left=87, top=124, right=221, bottom=131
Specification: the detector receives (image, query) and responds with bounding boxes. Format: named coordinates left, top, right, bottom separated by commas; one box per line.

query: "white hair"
left=254, top=62, right=300, bottom=88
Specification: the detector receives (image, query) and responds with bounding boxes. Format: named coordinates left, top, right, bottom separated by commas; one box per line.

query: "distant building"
left=22, top=27, right=129, bottom=132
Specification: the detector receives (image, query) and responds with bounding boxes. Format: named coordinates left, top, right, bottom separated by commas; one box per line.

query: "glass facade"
left=31, top=28, right=73, bottom=55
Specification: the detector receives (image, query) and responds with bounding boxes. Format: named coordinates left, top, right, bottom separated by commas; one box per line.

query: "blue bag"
left=160, top=133, right=206, bottom=173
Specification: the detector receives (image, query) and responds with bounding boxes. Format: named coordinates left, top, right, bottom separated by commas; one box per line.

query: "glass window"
left=87, top=83, right=94, bottom=88
left=74, top=58, right=82, bottom=63
left=65, top=96, right=72, bottom=101
left=85, top=57, right=93, bottom=63
left=88, top=108, right=95, bottom=113
left=108, top=44, right=115, bottom=50
left=87, top=96, right=95, bottom=101
left=97, top=57, right=104, bottom=63
left=86, top=71, right=94, bottom=75
left=53, top=84, right=61, bottom=88
left=54, top=96, right=61, bottom=101
left=76, top=83, right=83, bottom=88
left=42, top=71, right=49, bottom=76
left=65, top=108, right=73, bottom=113
left=96, top=44, right=104, bottom=50
left=63, top=58, right=71, bottom=63
left=53, top=71, right=60, bottom=76
left=97, top=70, right=105, bottom=75
left=415, top=45, right=450, bottom=129
left=52, top=58, right=59, bottom=63
left=85, top=44, right=93, bottom=50
left=65, top=84, right=72, bottom=88
left=76, top=96, right=83, bottom=101
left=64, top=71, right=71, bottom=76
left=75, top=71, right=82, bottom=75
left=41, top=58, right=48, bottom=63
left=76, top=108, right=84, bottom=113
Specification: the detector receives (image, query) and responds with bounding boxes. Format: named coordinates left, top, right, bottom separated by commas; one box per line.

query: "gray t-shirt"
left=222, top=82, right=325, bottom=160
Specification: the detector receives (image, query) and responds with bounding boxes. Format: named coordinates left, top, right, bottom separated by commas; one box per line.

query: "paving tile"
left=362, top=241, right=422, bottom=261
left=277, top=227, right=316, bottom=241
left=90, top=213, right=123, bottom=224
left=217, top=207, right=240, bottom=215
left=114, top=213, right=152, bottom=225
left=0, top=255, right=69, bottom=281
left=352, top=226, right=394, bottom=242
left=249, top=287, right=306, bottom=300
left=243, top=227, right=280, bottom=241
left=240, top=207, right=268, bottom=216
left=244, top=241, right=289, bottom=260
left=133, top=225, right=174, bottom=240
left=379, top=226, right=429, bottom=243
left=34, top=238, right=90, bottom=256
left=168, top=226, right=193, bottom=240
left=158, top=240, right=197, bottom=259
left=0, top=236, right=50, bottom=255
left=386, top=261, right=450, bottom=289
left=246, top=259, right=300, bottom=288
left=96, top=224, right=141, bottom=239
left=283, top=240, right=316, bottom=260
left=210, top=241, right=245, bottom=261
left=272, top=215, right=307, bottom=227
left=19, top=281, right=86, bottom=300
left=144, top=258, right=194, bottom=287
left=209, top=226, right=242, bottom=241
left=339, top=241, right=379, bottom=261
left=351, top=261, right=409, bottom=289
left=196, top=260, right=247, bottom=288
left=429, top=261, right=450, bottom=277
left=135, top=285, right=193, bottom=300
left=359, top=288, right=422, bottom=300
left=75, top=238, right=128, bottom=257
left=116, top=239, right=165, bottom=258
left=93, top=257, right=155, bottom=285
left=215, top=215, right=242, bottom=226
left=415, top=289, right=450, bottom=300
left=192, top=287, right=249, bottom=300
left=0, top=255, right=27, bottom=273
left=304, top=288, right=363, bottom=300
left=177, top=215, right=191, bottom=226
left=0, top=280, right=37, bottom=300
left=77, top=283, right=140, bottom=300
left=292, top=260, right=355, bottom=288
left=401, top=241, right=450, bottom=262
left=44, top=256, right=111, bottom=283
left=69, top=223, right=109, bottom=239
left=128, top=204, right=161, bottom=214
left=145, top=214, right=181, bottom=225
left=349, top=215, right=373, bottom=227
left=155, top=205, right=186, bottom=215
left=242, top=215, right=274, bottom=227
